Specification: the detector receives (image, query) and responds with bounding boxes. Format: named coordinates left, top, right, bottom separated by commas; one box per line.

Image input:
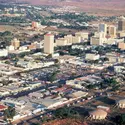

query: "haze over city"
left=0, top=0, right=124, bottom=125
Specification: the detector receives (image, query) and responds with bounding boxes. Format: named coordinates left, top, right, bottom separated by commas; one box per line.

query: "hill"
left=19, top=0, right=125, bottom=16
left=1, top=0, right=125, bottom=16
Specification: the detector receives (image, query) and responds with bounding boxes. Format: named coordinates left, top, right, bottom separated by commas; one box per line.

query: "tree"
left=86, top=84, right=95, bottom=89
left=55, top=59, right=59, bottom=64
left=115, top=114, right=125, bottom=125
left=31, top=123, right=40, bottom=125
left=48, top=71, right=58, bottom=83
left=4, top=106, right=16, bottom=121
left=54, top=107, right=79, bottom=119
left=112, top=85, right=120, bottom=91
left=46, top=54, right=52, bottom=59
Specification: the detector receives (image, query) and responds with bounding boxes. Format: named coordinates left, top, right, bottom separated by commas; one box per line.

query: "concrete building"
left=32, top=21, right=39, bottom=29
left=8, top=45, right=15, bottom=51
left=56, top=38, right=67, bottom=46
left=118, top=17, right=125, bottom=31
left=72, top=36, right=81, bottom=43
left=75, top=32, right=89, bottom=40
left=89, top=109, right=107, bottom=120
left=64, top=35, right=73, bottom=45
left=90, top=32, right=105, bottom=45
left=118, top=42, right=125, bottom=50
left=106, top=52, right=125, bottom=63
left=117, top=99, right=125, bottom=108
left=85, top=53, right=100, bottom=61
left=11, top=38, right=20, bottom=50
left=0, top=49, right=8, bottom=57
left=117, top=31, right=125, bottom=37
left=91, top=36, right=102, bottom=45
left=107, top=25, right=116, bottom=38
left=104, top=38, right=116, bottom=45
left=114, top=66, right=125, bottom=73
left=44, top=33, right=54, bottom=54
left=99, top=23, right=107, bottom=34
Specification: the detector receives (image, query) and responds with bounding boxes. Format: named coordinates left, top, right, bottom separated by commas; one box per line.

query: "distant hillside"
left=0, top=0, right=125, bottom=16
left=22, top=0, right=125, bottom=16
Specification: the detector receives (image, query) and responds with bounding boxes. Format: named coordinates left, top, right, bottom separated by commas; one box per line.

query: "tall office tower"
left=99, top=23, right=107, bottom=34
left=107, top=25, right=117, bottom=38
left=11, top=38, right=20, bottom=50
left=44, top=33, right=54, bottom=54
left=118, top=18, right=125, bottom=31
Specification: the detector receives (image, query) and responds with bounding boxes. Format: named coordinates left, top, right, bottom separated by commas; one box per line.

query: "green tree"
left=48, top=71, right=58, bottom=83
left=115, top=114, right=125, bottom=125
left=4, top=106, right=15, bottom=120
left=54, top=107, right=79, bottom=119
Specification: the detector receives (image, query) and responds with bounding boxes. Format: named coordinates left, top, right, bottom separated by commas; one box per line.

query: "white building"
left=85, top=53, right=100, bottom=61
left=72, top=36, right=81, bottom=43
left=56, top=38, right=67, bottom=46
left=44, top=33, right=54, bottom=54
left=89, top=109, right=108, bottom=120
left=0, top=49, right=8, bottom=57
left=117, top=99, right=125, bottom=108
left=64, top=35, right=73, bottom=45
left=90, top=32, right=106, bottom=45
left=75, top=32, right=89, bottom=40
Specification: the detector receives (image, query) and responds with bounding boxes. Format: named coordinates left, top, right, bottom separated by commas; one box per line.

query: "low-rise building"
left=56, top=38, right=68, bottom=46
left=0, top=49, right=8, bottom=57
left=75, top=32, right=89, bottom=40
left=118, top=42, right=125, bottom=50
left=85, top=53, right=100, bottom=61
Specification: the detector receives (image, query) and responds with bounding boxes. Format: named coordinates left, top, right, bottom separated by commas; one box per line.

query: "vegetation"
left=4, top=106, right=16, bottom=120
left=114, top=114, right=125, bottom=125
left=48, top=70, right=60, bottom=83
left=54, top=107, right=80, bottom=119
left=0, top=31, right=13, bottom=47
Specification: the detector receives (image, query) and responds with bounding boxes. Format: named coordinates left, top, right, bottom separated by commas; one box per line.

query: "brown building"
left=107, top=25, right=116, bottom=38
left=118, top=42, right=125, bottom=50
left=32, top=21, right=39, bottom=28
left=118, top=18, right=125, bottom=31
left=11, top=38, right=20, bottom=50
left=28, top=43, right=37, bottom=50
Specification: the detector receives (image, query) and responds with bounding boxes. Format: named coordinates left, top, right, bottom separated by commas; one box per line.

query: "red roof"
left=46, top=34, right=53, bottom=36
left=0, top=104, right=7, bottom=111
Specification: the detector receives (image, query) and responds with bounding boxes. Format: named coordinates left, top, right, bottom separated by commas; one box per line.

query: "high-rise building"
left=107, top=25, right=116, bottom=38
left=118, top=17, right=125, bottom=31
left=11, top=38, right=20, bottom=50
left=44, top=33, right=54, bottom=54
left=90, top=32, right=106, bottom=45
left=99, top=23, right=107, bottom=34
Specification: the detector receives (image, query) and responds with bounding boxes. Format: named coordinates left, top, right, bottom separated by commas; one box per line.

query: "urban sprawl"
left=0, top=3, right=124, bottom=125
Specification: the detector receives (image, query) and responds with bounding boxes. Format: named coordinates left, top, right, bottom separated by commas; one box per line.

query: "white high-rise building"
left=44, top=33, right=54, bottom=54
